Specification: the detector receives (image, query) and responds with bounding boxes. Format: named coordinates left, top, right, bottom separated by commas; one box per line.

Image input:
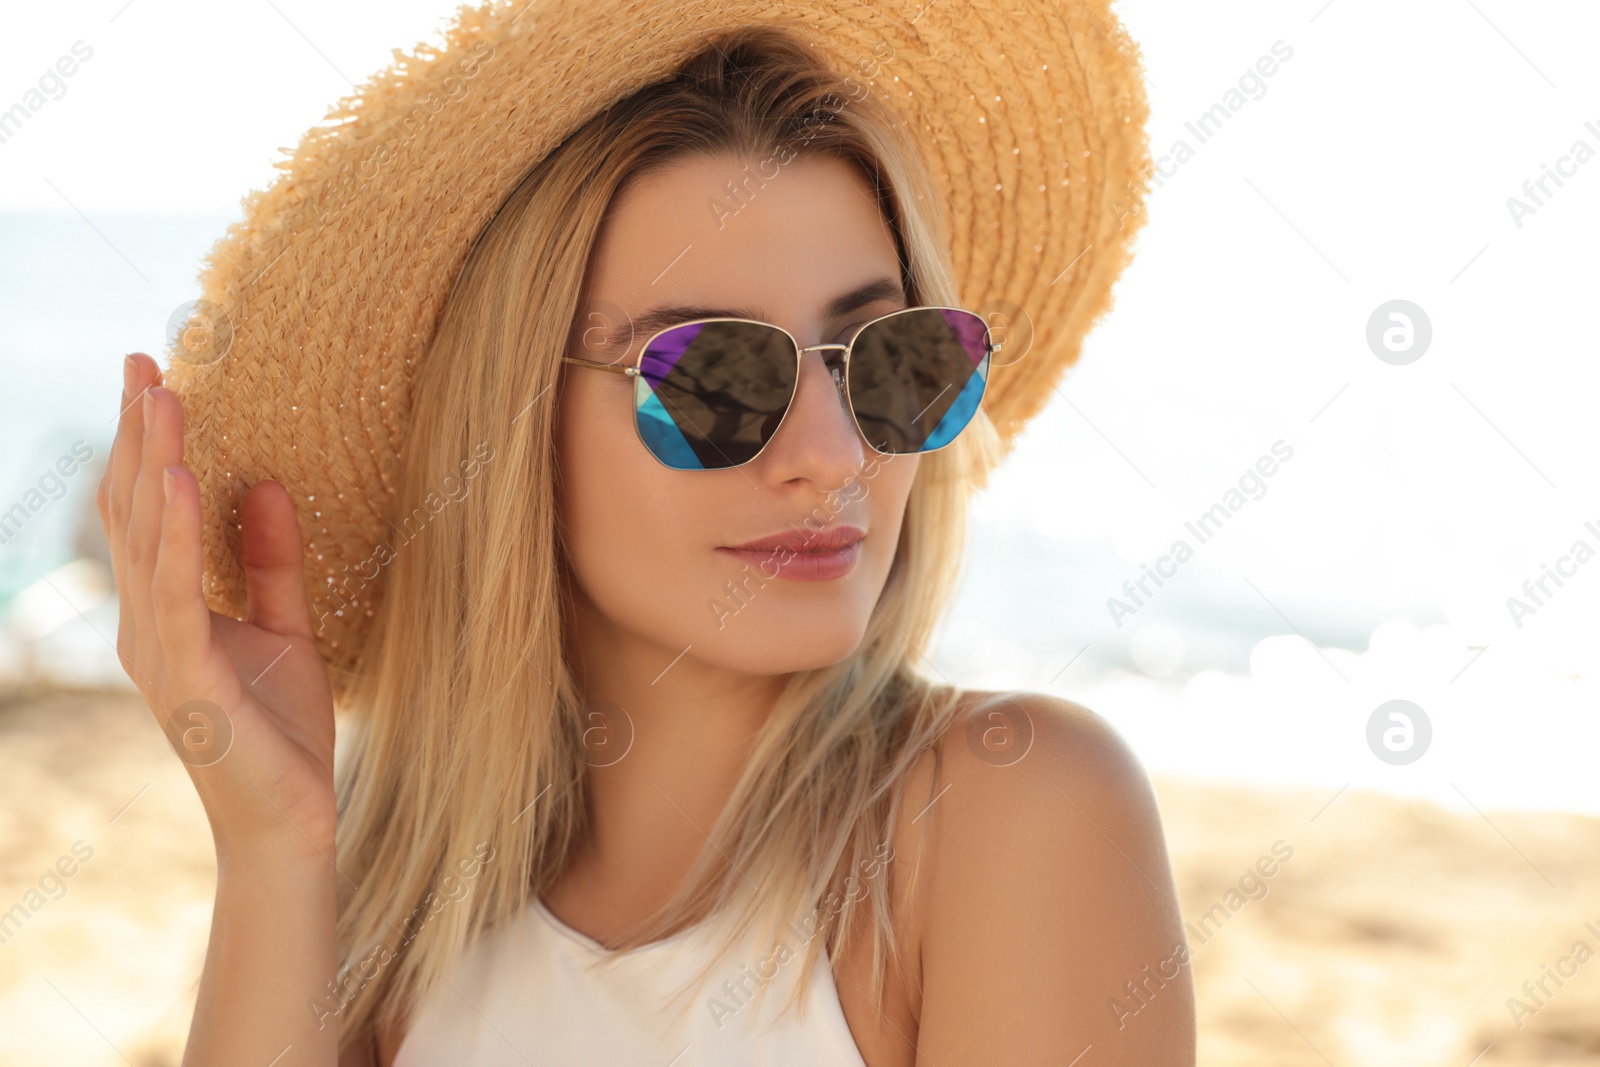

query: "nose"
left=752, top=347, right=868, bottom=490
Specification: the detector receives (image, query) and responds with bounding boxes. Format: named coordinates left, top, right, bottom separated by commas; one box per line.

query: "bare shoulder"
left=895, top=689, right=1157, bottom=850
left=896, top=688, right=1195, bottom=1065
left=948, top=688, right=1147, bottom=786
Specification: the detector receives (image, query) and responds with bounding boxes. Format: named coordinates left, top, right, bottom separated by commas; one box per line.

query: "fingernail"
left=142, top=388, right=154, bottom=431
left=163, top=467, right=177, bottom=504
left=123, top=354, right=137, bottom=397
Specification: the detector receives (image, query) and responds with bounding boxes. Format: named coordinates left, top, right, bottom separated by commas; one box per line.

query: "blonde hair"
left=330, top=24, right=1006, bottom=1051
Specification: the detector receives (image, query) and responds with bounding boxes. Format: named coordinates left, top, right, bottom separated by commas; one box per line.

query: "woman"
left=101, top=5, right=1192, bottom=1064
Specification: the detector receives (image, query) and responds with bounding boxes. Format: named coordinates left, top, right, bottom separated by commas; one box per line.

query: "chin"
left=699, top=604, right=873, bottom=675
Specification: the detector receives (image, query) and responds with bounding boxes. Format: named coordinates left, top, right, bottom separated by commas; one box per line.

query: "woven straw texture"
left=161, top=0, right=1151, bottom=692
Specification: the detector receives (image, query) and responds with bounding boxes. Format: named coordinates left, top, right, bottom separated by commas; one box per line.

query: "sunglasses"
left=560, top=305, right=997, bottom=471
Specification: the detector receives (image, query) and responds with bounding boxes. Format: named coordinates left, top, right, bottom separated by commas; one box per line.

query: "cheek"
left=557, top=383, right=646, bottom=553
left=554, top=383, right=705, bottom=620
left=861, top=454, right=919, bottom=569
left=869, top=454, right=919, bottom=515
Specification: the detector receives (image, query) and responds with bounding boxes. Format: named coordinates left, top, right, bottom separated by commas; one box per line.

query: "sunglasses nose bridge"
left=798, top=341, right=849, bottom=361
left=797, top=342, right=851, bottom=405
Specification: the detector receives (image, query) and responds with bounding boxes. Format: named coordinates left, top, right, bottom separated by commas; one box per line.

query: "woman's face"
left=554, top=153, right=921, bottom=675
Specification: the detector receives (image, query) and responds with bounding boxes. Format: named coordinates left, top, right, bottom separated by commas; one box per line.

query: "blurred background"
left=2, top=1, right=1596, bottom=1064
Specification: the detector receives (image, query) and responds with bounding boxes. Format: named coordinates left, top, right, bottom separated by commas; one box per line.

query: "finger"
left=108, top=354, right=157, bottom=561
left=108, top=353, right=160, bottom=688
left=152, top=464, right=233, bottom=700
left=240, top=479, right=317, bottom=639
left=125, top=382, right=184, bottom=684
left=95, top=360, right=123, bottom=532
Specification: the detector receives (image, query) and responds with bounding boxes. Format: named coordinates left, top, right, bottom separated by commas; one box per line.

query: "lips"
left=721, top=525, right=865, bottom=553
left=717, top=524, right=865, bottom=582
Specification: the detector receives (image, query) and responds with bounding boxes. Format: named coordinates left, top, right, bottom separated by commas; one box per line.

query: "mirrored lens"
left=846, top=308, right=991, bottom=454
left=633, top=320, right=797, bottom=470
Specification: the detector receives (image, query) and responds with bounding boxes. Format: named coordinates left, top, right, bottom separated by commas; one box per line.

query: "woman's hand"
left=97, top=352, right=338, bottom=864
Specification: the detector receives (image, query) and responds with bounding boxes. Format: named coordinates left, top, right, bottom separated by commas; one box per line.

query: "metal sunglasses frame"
left=558, top=304, right=1000, bottom=471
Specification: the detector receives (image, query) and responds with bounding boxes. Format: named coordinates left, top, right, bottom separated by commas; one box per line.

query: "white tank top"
left=394, top=894, right=870, bottom=1065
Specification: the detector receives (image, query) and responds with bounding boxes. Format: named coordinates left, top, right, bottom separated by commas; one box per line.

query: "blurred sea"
left=2, top=211, right=1593, bottom=817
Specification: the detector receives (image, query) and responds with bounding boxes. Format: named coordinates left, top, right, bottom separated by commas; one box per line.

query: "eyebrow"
left=605, top=275, right=907, bottom=350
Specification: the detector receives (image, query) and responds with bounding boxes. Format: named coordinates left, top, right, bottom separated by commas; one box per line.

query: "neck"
left=562, top=583, right=788, bottom=904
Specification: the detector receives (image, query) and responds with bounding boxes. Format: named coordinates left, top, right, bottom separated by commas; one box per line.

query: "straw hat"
left=161, top=0, right=1151, bottom=694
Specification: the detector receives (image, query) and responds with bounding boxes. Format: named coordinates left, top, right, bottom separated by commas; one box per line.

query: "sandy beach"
left=2, top=686, right=1596, bottom=1066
